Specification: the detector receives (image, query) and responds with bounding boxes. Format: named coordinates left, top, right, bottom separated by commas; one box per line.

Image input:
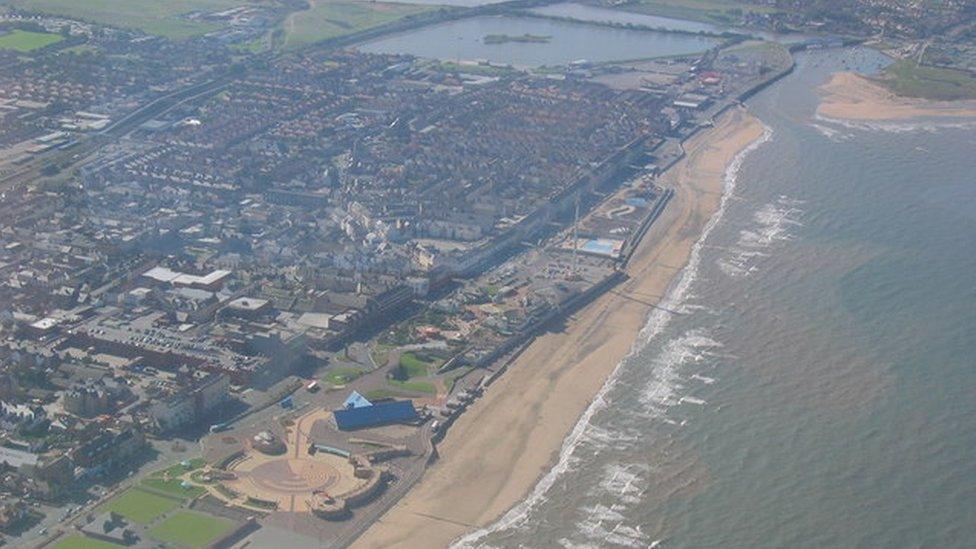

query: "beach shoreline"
left=817, top=71, right=976, bottom=120
left=352, top=106, right=767, bottom=549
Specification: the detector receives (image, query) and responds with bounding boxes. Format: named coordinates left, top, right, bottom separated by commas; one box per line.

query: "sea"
left=453, top=47, right=976, bottom=548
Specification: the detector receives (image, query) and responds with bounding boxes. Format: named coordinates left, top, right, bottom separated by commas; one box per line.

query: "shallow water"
left=356, top=15, right=717, bottom=67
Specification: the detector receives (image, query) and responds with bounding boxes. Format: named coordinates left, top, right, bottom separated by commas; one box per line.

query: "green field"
left=325, top=366, right=366, bottom=386
left=137, top=458, right=208, bottom=497
left=875, top=59, right=976, bottom=101
left=387, top=351, right=439, bottom=394
left=51, top=536, right=122, bottom=549
left=283, top=1, right=434, bottom=49
left=388, top=378, right=436, bottom=394
left=152, top=458, right=206, bottom=478
left=232, top=35, right=267, bottom=53
left=435, top=61, right=518, bottom=76
left=8, top=0, right=268, bottom=39
left=398, top=352, right=432, bottom=377
left=365, top=388, right=416, bottom=400
left=627, top=0, right=784, bottom=25
left=149, top=511, right=234, bottom=548
left=62, top=43, right=96, bottom=54
left=0, top=29, right=63, bottom=52
left=97, top=487, right=181, bottom=524
left=141, top=476, right=207, bottom=499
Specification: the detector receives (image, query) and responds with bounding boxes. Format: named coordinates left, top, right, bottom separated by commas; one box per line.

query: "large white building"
left=149, top=373, right=230, bottom=432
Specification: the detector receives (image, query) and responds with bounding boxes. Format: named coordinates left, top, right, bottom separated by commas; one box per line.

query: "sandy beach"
left=352, top=106, right=766, bottom=549
left=817, top=71, right=976, bottom=120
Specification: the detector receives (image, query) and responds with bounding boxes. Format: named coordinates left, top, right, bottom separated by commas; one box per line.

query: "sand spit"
left=817, top=71, right=976, bottom=121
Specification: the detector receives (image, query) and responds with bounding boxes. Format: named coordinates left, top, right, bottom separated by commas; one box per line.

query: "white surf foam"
left=573, top=504, right=648, bottom=548
left=717, top=195, right=802, bottom=278
left=810, top=121, right=853, bottom=142
left=598, top=462, right=648, bottom=505
left=558, top=540, right=601, bottom=549
left=637, top=329, right=722, bottom=418
left=692, top=373, right=716, bottom=384
left=581, top=423, right=640, bottom=452
left=451, top=122, right=774, bottom=548
left=813, top=112, right=976, bottom=134
left=677, top=302, right=717, bottom=315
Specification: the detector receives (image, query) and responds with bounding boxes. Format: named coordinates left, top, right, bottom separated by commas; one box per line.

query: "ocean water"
left=455, top=48, right=976, bottom=548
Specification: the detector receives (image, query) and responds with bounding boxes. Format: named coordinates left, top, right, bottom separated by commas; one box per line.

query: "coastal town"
left=0, top=0, right=972, bottom=547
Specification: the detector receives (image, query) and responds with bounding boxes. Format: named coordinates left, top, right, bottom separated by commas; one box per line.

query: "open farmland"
left=8, top=0, right=269, bottom=39
left=0, top=29, right=63, bottom=51
left=282, top=0, right=436, bottom=49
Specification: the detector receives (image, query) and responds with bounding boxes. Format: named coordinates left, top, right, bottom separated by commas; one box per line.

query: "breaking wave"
left=637, top=329, right=723, bottom=418
left=813, top=112, right=976, bottom=134
left=717, top=195, right=803, bottom=278
left=564, top=462, right=651, bottom=549
left=596, top=462, right=649, bottom=505
left=810, top=121, right=853, bottom=142
left=569, top=503, right=648, bottom=548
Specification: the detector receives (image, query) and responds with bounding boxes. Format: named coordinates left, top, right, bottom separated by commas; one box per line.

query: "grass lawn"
left=52, top=535, right=123, bottom=549
left=325, top=366, right=365, bottom=386
left=435, top=61, right=518, bottom=76
left=149, top=511, right=234, bottom=548
left=62, top=43, right=96, bottom=55
left=365, top=388, right=416, bottom=400
left=398, top=352, right=432, bottom=377
left=190, top=469, right=215, bottom=484
left=141, top=477, right=207, bottom=499
left=8, top=0, right=266, bottom=39
left=98, top=487, right=181, bottom=524
left=388, top=378, right=437, bottom=394
left=283, top=1, right=434, bottom=49
left=244, top=496, right=278, bottom=509
left=874, top=59, right=976, bottom=101
left=214, top=483, right=239, bottom=499
left=232, top=36, right=267, bottom=53
left=0, top=29, right=63, bottom=52
left=628, top=0, right=784, bottom=25
left=152, top=458, right=206, bottom=478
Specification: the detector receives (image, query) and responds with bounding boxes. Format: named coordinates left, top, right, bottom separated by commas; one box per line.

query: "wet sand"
left=818, top=72, right=976, bottom=120
left=353, top=106, right=766, bottom=549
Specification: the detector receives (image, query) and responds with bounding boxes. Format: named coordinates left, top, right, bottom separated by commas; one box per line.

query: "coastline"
left=352, top=106, right=766, bottom=549
left=817, top=71, right=976, bottom=120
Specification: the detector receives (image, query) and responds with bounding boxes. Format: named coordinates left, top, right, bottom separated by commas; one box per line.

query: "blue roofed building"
left=333, top=400, right=418, bottom=431
left=343, top=391, right=373, bottom=409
